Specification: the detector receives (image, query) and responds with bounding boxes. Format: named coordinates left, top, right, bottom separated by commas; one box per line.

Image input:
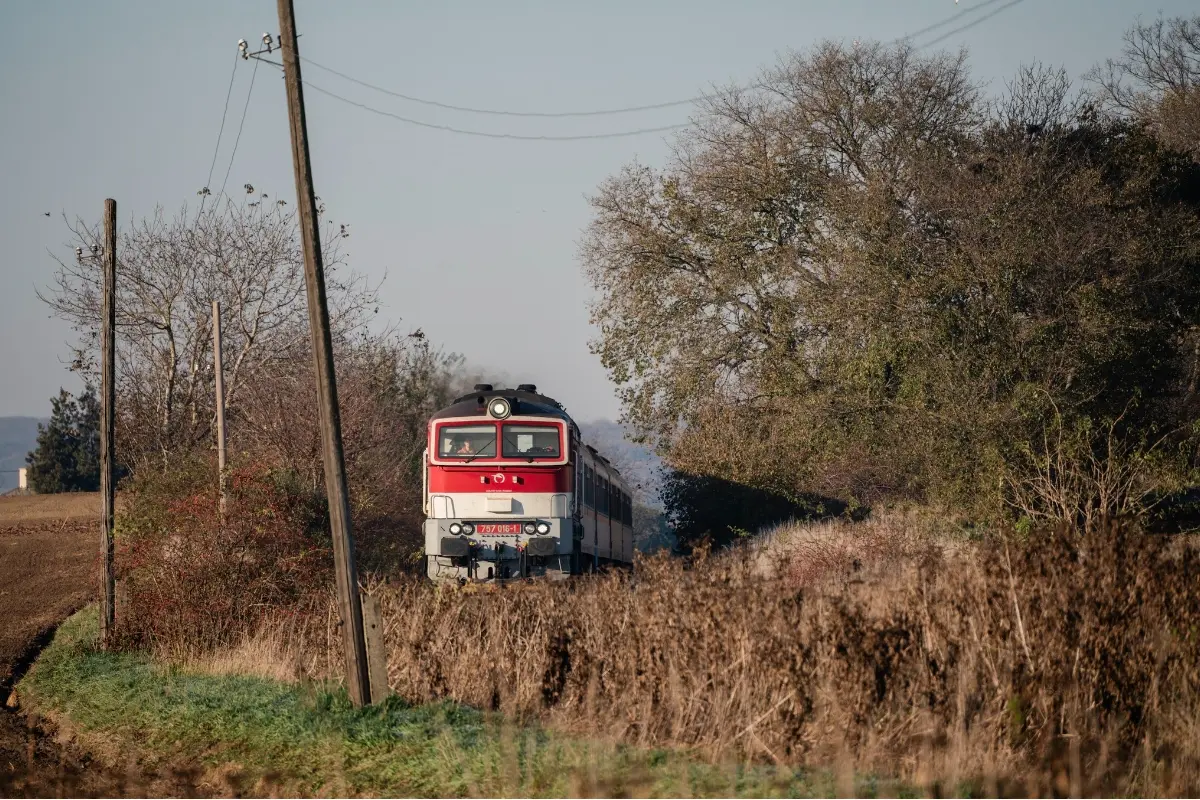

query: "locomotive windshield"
left=438, top=424, right=496, bottom=458
left=502, top=425, right=561, bottom=458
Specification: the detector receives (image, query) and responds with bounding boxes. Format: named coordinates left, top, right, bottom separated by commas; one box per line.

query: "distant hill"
left=0, top=416, right=44, bottom=491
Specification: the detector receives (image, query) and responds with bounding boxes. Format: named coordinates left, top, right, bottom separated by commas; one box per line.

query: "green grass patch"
left=17, top=607, right=909, bottom=797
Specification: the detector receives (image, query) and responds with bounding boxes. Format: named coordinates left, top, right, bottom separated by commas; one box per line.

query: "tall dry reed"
left=281, top=521, right=1197, bottom=795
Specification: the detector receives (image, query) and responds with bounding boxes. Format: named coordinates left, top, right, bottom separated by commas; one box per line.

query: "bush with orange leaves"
left=114, top=457, right=333, bottom=652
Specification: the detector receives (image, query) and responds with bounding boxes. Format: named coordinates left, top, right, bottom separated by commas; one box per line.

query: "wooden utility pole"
left=276, top=0, right=371, bottom=706
left=212, top=300, right=228, bottom=514
left=99, top=198, right=117, bottom=648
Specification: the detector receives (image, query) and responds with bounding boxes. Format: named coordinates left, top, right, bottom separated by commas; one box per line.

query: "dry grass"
left=160, top=515, right=1200, bottom=795
left=744, top=509, right=971, bottom=586
left=174, top=624, right=313, bottom=684
left=242, top=518, right=1198, bottom=796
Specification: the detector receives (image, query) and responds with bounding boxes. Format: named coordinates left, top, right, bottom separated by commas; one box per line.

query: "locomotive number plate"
left=475, top=523, right=523, bottom=535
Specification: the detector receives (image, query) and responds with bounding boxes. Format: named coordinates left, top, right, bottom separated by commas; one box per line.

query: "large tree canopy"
left=1088, top=13, right=1200, bottom=159
left=583, top=37, right=1200, bottom=533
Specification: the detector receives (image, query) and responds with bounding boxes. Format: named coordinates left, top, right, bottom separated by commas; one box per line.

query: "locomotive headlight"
left=487, top=397, right=511, bottom=419
left=523, top=522, right=536, bottom=534
left=536, top=521, right=551, bottom=534
left=461, top=523, right=475, bottom=535
left=449, top=523, right=462, bottom=535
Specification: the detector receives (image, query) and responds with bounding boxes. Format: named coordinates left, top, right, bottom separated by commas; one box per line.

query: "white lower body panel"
left=423, top=517, right=577, bottom=582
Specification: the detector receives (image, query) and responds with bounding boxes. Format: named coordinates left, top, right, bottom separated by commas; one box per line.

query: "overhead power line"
left=899, top=0, right=1011, bottom=43
left=200, top=52, right=240, bottom=210
left=241, top=0, right=1028, bottom=143
left=916, top=0, right=1028, bottom=50
left=302, top=78, right=691, bottom=140
left=296, top=0, right=1014, bottom=122
left=301, top=56, right=708, bottom=118
left=220, top=55, right=260, bottom=197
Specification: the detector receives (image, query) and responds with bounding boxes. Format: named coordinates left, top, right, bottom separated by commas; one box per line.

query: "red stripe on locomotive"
left=427, top=467, right=571, bottom=493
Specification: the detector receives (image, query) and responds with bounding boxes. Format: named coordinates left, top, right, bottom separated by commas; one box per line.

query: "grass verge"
left=16, top=606, right=902, bottom=798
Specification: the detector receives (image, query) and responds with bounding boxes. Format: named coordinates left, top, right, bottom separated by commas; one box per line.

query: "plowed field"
left=0, top=492, right=198, bottom=796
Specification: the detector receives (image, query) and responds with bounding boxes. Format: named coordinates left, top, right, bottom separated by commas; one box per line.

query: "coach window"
left=598, top=477, right=608, bottom=516
left=438, top=424, right=496, bottom=458
left=584, top=465, right=594, bottom=508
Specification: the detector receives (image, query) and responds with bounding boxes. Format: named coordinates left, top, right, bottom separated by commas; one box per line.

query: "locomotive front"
left=423, top=383, right=580, bottom=582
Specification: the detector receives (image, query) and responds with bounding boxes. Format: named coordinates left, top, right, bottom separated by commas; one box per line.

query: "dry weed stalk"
left=254, top=519, right=1199, bottom=794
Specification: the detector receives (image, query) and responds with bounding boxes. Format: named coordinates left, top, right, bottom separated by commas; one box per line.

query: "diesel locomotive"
left=422, top=384, right=635, bottom=582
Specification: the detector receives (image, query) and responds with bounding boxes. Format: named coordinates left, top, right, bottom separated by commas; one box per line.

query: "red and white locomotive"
left=422, top=383, right=634, bottom=582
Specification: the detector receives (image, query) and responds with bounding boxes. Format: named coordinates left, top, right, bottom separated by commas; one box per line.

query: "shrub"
left=114, top=457, right=334, bottom=653
left=660, top=469, right=859, bottom=551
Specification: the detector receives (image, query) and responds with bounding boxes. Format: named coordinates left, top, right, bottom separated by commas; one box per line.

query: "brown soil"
left=0, top=495, right=205, bottom=797
left=0, top=711, right=206, bottom=798
left=0, top=521, right=96, bottom=693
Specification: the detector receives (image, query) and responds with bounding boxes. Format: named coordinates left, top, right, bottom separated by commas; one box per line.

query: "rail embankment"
left=17, top=608, right=843, bottom=797
left=268, top=519, right=1200, bottom=796
left=69, top=462, right=1200, bottom=796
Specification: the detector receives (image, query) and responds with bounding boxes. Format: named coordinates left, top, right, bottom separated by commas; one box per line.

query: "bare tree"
left=1087, top=14, right=1200, bottom=157
left=995, top=63, right=1082, bottom=135
left=40, top=191, right=379, bottom=469
left=236, top=328, right=460, bottom=494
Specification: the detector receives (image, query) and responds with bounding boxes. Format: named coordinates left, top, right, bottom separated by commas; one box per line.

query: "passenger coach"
left=423, top=384, right=634, bottom=582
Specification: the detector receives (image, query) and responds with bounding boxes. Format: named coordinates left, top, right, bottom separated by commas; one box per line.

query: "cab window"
left=502, top=425, right=561, bottom=458
left=438, top=424, right=497, bottom=458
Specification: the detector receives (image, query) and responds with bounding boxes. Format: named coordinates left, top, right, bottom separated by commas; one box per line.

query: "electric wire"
left=245, top=0, right=1028, bottom=142
left=296, top=0, right=1013, bottom=121
left=898, top=0, right=1010, bottom=43
left=200, top=52, right=240, bottom=212
left=219, top=56, right=260, bottom=198
left=916, top=0, right=1028, bottom=50
left=300, top=55, right=708, bottom=118
left=302, top=78, right=690, bottom=140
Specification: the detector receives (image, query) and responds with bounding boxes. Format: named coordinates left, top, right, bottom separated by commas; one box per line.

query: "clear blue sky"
left=0, top=1, right=1190, bottom=421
